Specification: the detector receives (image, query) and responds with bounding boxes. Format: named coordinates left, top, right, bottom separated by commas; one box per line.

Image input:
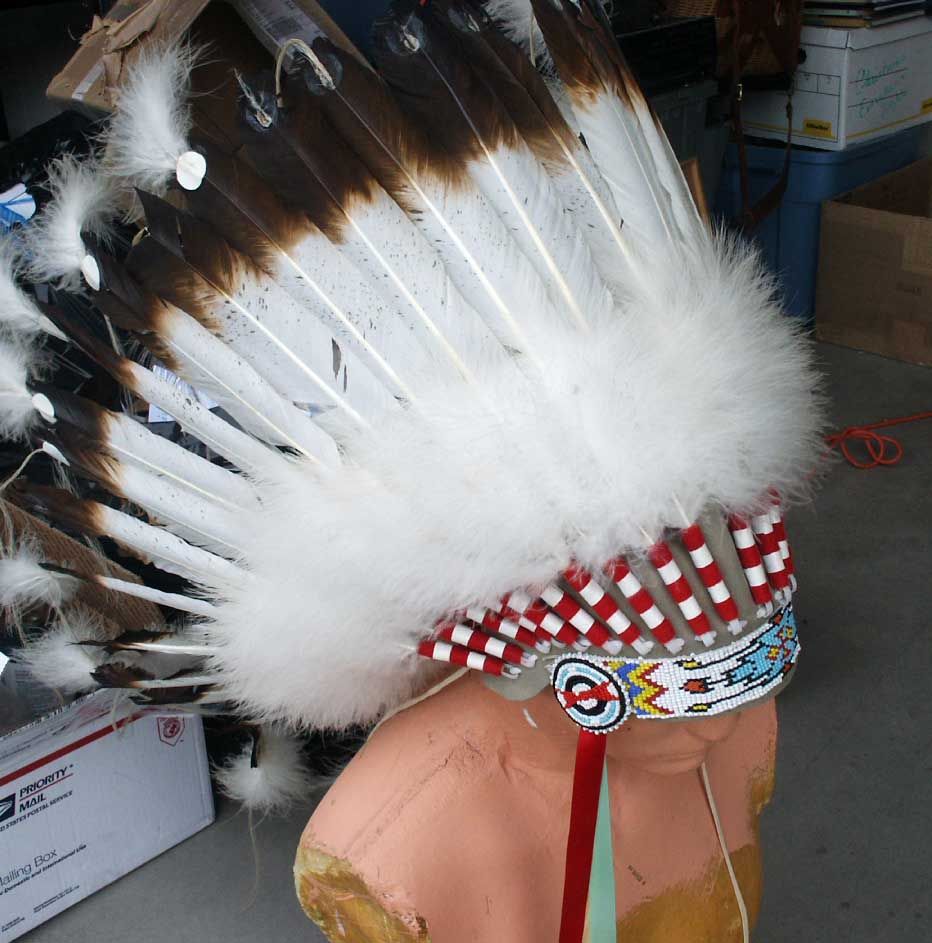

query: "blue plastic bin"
left=715, top=127, right=922, bottom=320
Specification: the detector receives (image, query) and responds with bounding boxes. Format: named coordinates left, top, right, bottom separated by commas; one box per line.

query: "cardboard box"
left=47, top=0, right=365, bottom=117
left=815, top=158, right=932, bottom=365
left=0, top=682, right=213, bottom=941
left=740, top=18, right=932, bottom=150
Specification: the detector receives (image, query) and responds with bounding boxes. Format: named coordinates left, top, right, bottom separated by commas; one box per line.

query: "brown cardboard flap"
left=815, top=158, right=932, bottom=367
left=836, top=159, right=932, bottom=218
left=47, top=0, right=366, bottom=115
left=47, top=0, right=209, bottom=113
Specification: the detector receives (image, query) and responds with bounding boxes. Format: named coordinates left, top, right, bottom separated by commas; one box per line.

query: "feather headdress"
left=3, top=0, right=823, bottom=833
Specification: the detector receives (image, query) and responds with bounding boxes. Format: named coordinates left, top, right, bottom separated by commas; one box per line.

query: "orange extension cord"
left=825, top=411, right=932, bottom=469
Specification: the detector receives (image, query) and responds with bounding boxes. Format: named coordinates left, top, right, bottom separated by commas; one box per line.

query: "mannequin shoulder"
left=295, top=684, right=531, bottom=941
left=303, top=674, right=512, bottom=857
left=306, top=701, right=495, bottom=844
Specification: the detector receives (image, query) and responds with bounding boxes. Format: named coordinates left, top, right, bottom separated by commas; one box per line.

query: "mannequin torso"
left=296, top=672, right=777, bottom=942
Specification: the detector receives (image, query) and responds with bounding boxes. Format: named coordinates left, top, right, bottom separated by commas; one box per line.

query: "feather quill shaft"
left=100, top=670, right=217, bottom=690
left=86, top=631, right=218, bottom=656
left=42, top=562, right=216, bottom=617
left=18, top=483, right=242, bottom=585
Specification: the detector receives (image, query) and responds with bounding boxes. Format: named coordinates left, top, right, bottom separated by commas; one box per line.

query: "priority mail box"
left=741, top=17, right=932, bottom=150
left=0, top=686, right=213, bottom=941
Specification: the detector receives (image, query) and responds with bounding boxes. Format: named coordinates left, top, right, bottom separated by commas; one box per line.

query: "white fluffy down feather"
left=24, top=154, right=115, bottom=290
left=214, top=728, right=313, bottom=814
left=0, top=240, right=64, bottom=338
left=0, top=540, right=76, bottom=611
left=104, top=42, right=195, bottom=194
left=200, top=231, right=825, bottom=731
left=18, top=609, right=106, bottom=695
left=0, top=335, right=41, bottom=440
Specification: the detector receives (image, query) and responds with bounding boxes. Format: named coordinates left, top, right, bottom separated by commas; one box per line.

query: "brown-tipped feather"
left=31, top=384, right=109, bottom=444
left=128, top=193, right=235, bottom=333
left=573, top=0, right=653, bottom=112
left=449, top=2, right=581, bottom=159
left=371, top=11, right=521, bottom=167
left=305, top=37, right=467, bottom=202
left=38, top=302, right=138, bottom=392
left=37, top=422, right=124, bottom=496
left=227, top=79, right=384, bottom=243
left=13, top=482, right=107, bottom=541
left=88, top=249, right=184, bottom=373
left=526, top=0, right=612, bottom=104
left=539, top=0, right=698, bottom=228
left=183, top=135, right=317, bottom=267
left=92, top=662, right=153, bottom=688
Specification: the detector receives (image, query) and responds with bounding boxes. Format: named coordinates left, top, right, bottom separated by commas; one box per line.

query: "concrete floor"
left=19, top=343, right=931, bottom=942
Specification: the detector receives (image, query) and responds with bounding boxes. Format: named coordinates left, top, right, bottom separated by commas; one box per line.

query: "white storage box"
left=740, top=17, right=932, bottom=150
left=0, top=685, right=213, bottom=941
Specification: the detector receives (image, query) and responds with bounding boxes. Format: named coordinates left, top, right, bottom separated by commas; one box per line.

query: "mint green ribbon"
left=586, top=761, right=617, bottom=942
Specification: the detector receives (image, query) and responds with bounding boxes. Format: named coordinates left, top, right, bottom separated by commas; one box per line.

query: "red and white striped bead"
left=561, top=566, right=654, bottom=655
left=768, top=502, right=798, bottom=592
left=463, top=606, right=549, bottom=653
left=539, top=583, right=620, bottom=653
left=679, top=524, right=745, bottom=635
left=728, top=516, right=774, bottom=615
left=417, top=640, right=519, bottom=678
left=602, top=557, right=684, bottom=654
left=499, top=604, right=566, bottom=648
left=750, top=512, right=791, bottom=602
left=436, top=622, right=537, bottom=668
left=502, top=591, right=589, bottom=649
left=647, top=541, right=717, bottom=647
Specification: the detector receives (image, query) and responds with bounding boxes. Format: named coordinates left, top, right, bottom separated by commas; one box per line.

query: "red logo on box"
left=157, top=717, right=185, bottom=746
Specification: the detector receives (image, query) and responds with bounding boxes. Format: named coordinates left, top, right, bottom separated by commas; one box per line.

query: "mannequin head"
left=426, top=669, right=759, bottom=777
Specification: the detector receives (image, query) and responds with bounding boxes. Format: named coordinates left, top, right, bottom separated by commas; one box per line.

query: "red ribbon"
left=559, top=729, right=608, bottom=943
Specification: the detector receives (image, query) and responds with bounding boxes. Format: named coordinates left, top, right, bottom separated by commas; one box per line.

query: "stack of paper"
left=803, top=0, right=928, bottom=28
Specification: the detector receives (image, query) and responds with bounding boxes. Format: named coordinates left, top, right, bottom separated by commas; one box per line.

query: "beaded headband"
left=550, top=603, right=799, bottom=732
